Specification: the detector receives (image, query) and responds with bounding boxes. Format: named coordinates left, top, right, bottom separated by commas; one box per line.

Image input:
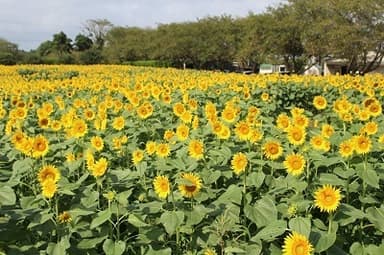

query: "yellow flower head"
left=313, top=95, right=327, bottom=110
left=132, top=149, right=144, bottom=165
left=287, top=125, right=306, bottom=146
left=282, top=232, right=313, bottom=255
left=262, top=140, right=283, bottom=160
left=146, top=141, right=157, bottom=155
left=353, top=135, right=371, bottom=154
left=31, top=134, right=49, bottom=158
left=234, top=121, right=251, bottom=141
left=90, top=157, right=108, bottom=177
left=112, top=116, right=125, bottom=131
left=321, top=124, right=334, bottom=138
left=188, top=139, right=204, bottom=160
left=58, top=211, right=72, bottom=224
left=70, top=119, right=88, bottom=138
left=91, top=136, right=104, bottom=151
left=156, top=143, right=170, bottom=158
left=153, top=175, right=171, bottom=199
left=276, top=113, right=291, bottom=130
left=314, top=184, right=341, bottom=213
left=41, top=179, right=57, bottom=199
left=176, top=124, right=189, bottom=141
left=231, top=152, right=248, bottom=175
left=284, top=153, right=306, bottom=176
left=38, top=165, right=60, bottom=184
left=203, top=248, right=217, bottom=255
left=178, top=172, right=202, bottom=198
left=339, top=139, right=354, bottom=158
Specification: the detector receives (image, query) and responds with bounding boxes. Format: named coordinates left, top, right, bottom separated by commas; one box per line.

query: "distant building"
left=259, top=64, right=288, bottom=74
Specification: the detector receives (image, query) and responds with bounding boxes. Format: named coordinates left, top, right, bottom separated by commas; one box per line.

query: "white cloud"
left=0, top=0, right=283, bottom=50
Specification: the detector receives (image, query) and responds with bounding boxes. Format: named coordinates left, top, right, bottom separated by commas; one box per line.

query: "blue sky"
left=0, top=0, right=283, bottom=50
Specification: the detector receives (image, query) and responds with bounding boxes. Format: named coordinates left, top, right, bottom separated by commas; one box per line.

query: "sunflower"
left=132, top=149, right=144, bottom=165
left=112, top=116, right=125, bottom=131
left=338, top=139, right=354, bottom=158
left=231, top=152, right=248, bottom=175
left=38, top=165, right=60, bottom=184
left=221, top=106, right=237, bottom=123
left=180, top=111, right=193, bottom=123
left=192, top=115, right=199, bottom=130
left=58, top=211, right=72, bottom=224
left=173, top=102, right=185, bottom=117
left=261, top=92, right=269, bottom=102
left=66, top=152, right=76, bottom=162
left=379, top=134, right=384, bottom=144
left=321, top=124, right=334, bottom=138
left=287, top=126, right=306, bottom=146
left=262, top=140, right=283, bottom=160
left=276, top=113, right=291, bottom=130
left=31, top=134, right=49, bottom=158
left=50, top=120, right=62, bottom=131
left=163, top=130, right=175, bottom=141
left=203, top=248, right=217, bottom=255
left=314, top=184, right=341, bottom=213
left=176, top=124, right=189, bottom=141
left=90, top=157, right=108, bottom=177
left=353, top=135, right=371, bottom=154
left=156, top=143, right=170, bottom=158
left=234, top=121, right=251, bottom=141
left=71, top=119, right=88, bottom=138
left=293, top=114, right=309, bottom=129
left=84, top=108, right=95, bottom=120
left=284, top=153, right=306, bottom=176
left=41, top=179, right=57, bottom=199
left=188, top=139, right=204, bottom=160
left=153, top=175, right=171, bottom=199
left=367, top=102, right=382, bottom=117
left=91, top=136, right=104, bottom=151
left=363, top=121, right=378, bottom=135
left=217, top=124, right=231, bottom=140
left=146, top=141, right=157, bottom=155
left=313, top=95, right=327, bottom=110
left=310, top=135, right=327, bottom=151
left=282, top=232, right=313, bottom=255
left=178, top=172, right=202, bottom=198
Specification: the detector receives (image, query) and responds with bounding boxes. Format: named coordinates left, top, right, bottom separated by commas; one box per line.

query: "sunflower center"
left=325, top=194, right=333, bottom=203
left=269, top=146, right=278, bottom=154
left=37, top=142, right=46, bottom=151
left=293, top=132, right=302, bottom=140
left=295, top=244, right=305, bottom=255
left=185, top=185, right=196, bottom=193
left=292, top=159, right=301, bottom=170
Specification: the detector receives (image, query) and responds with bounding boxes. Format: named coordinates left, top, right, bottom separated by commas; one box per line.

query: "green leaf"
left=0, top=186, right=16, bottom=205
left=144, top=247, right=172, bottom=255
left=159, top=211, right=184, bottom=236
left=253, top=220, right=286, bottom=241
left=245, top=196, right=277, bottom=228
left=90, top=209, right=112, bottom=229
left=350, top=242, right=364, bottom=255
left=214, top=184, right=242, bottom=205
left=128, top=214, right=149, bottom=228
left=313, top=231, right=336, bottom=253
left=244, top=244, right=262, bottom=255
left=247, top=172, right=265, bottom=188
left=77, top=236, right=108, bottom=249
left=366, top=206, right=384, bottom=232
left=102, top=239, right=126, bottom=255
left=224, top=247, right=246, bottom=253
left=289, top=217, right=311, bottom=238
left=186, top=204, right=212, bottom=226
left=362, top=169, right=380, bottom=189
left=319, top=173, right=345, bottom=186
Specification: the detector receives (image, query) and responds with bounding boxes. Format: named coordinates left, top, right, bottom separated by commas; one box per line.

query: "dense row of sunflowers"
left=0, top=65, right=383, bottom=255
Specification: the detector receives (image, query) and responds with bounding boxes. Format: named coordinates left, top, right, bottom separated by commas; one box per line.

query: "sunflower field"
left=0, top=65, right=384, bottom=255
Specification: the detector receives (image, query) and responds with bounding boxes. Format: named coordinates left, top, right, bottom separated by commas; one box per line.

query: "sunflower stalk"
left=328, top=212, right=333, bottom=234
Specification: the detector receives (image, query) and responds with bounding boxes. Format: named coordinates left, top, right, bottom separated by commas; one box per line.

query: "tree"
left=52, top=31, right=72, bottom=56
left=287, top=0, right=384, bottom=73
left=37, top=40, right=54, bottom=56
left=84, top=19, right=113, bottom=49
left=0, top=38, right=19, bottom=65
left=74, top=34, right=93, bottom=51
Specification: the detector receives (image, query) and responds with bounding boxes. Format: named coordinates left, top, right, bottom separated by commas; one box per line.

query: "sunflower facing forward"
left=284, top=153, right=306, bottom=176
left=314, top=184, right=341, bottom=213
left=262, top=140, right=283, bottom=160
left=282, top=232, right=313, bottom=255
left=153, top=175, right=171, bottom=199
left=178, top=172, right=202, bottom=198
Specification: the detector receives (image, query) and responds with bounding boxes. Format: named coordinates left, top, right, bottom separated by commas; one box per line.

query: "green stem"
left=328, top=212, right=333, bottom=234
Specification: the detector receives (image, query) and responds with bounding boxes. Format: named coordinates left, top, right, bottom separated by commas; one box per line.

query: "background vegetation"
left=0, top=0, right=383, bottom=74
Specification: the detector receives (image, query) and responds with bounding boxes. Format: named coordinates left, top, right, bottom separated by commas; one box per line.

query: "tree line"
left=1, top=0, right=383, bottom=74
